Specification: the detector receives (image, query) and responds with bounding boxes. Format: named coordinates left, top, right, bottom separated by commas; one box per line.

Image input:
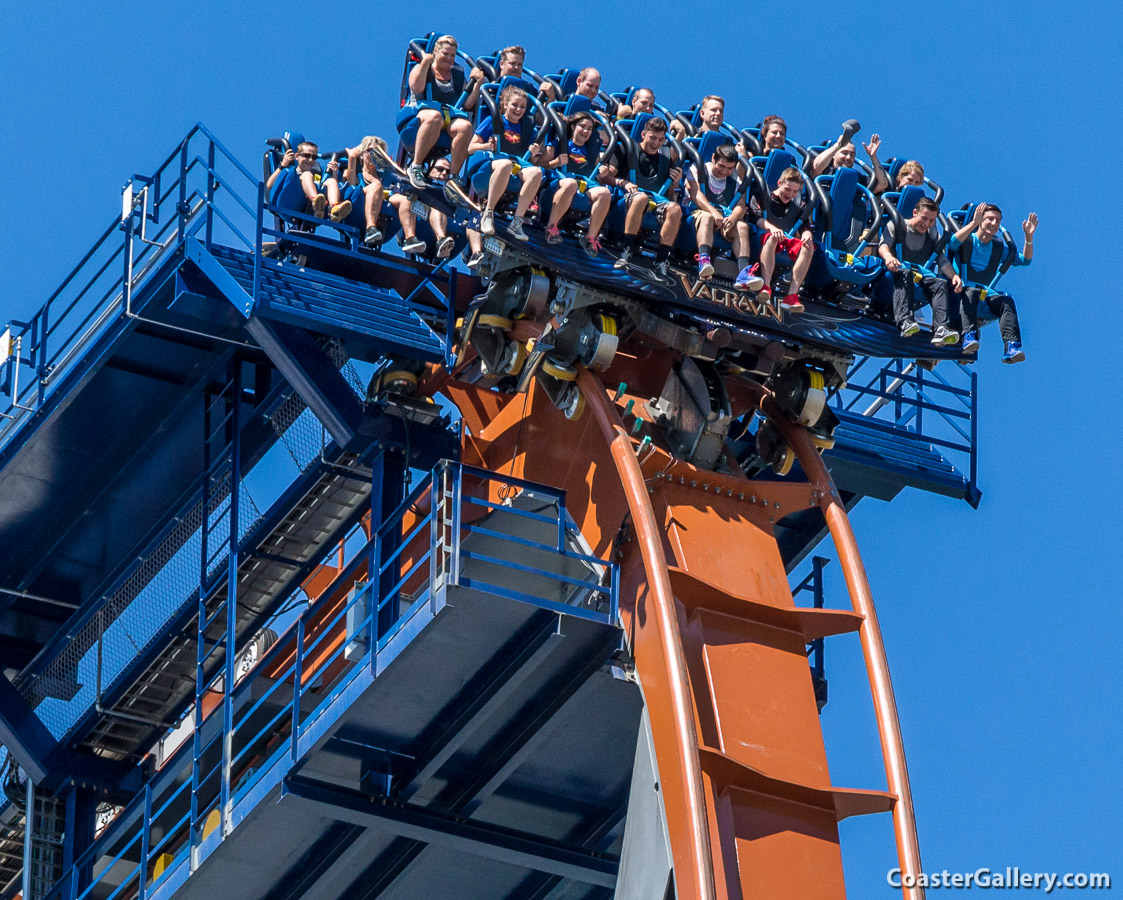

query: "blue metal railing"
left=833, top=357, right=978, bottom=500
left=42, top=460, right=617, bottom=900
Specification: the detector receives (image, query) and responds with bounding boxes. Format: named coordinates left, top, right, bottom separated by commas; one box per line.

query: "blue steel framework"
left=0, top=124, right=981, bottom=900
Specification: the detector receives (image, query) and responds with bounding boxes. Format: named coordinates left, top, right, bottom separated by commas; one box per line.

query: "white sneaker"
left=480, top=209, right=495, bottom=235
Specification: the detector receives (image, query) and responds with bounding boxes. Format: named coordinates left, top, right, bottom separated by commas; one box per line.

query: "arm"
left=462, top=67, right=484, bottom=110
left=863, top=134, right=889, bottom=193
left=467, top=121, right=495, bottom=155
left=345, top=146, right=362, bottom=186
left=952, top=203, right=985, bottom=246
left=265, top=149, right=295, bottom=191
left=812, top=135, right=849, bottom=177
left=1020, top=212, right=1037, bottom=262
left=878, top=224, right=902, bottom=271
left=408, top=53, right=433, bottom=98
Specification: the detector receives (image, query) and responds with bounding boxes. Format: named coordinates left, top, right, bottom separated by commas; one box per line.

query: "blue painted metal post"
left=291, top=616, right=304, bottom=761
left=137, top=782, right=152, bottom=900
left=178, top=141, right=189, bottom=241
left=916, top=365, right=924, bottom=436
left=446, top=268, right=458, bottom=369
left=253, top=181, right=264, bottom=311
left=21, top=777, right=33, bottom=900
left=221, top=361, right=242, bottom=833
left=969, top=369, right=978, bottom=499
left=35, top=303, right=49, bottom=411
left=205, top=141, right=216, bottom=249
left=450, top=462, right=462, bottom=587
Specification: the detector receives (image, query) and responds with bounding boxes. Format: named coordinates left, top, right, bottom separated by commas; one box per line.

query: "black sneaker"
left=466, top=250, right=485, bottom=269
left=363, top=226, right=383, bottom=247
left=435, top=236, right=455, bottom=258
left=614, top=247, right=632, bottom=270
left=508, top=216, right=529, bottom=241
left=402, top=235, right=426, bottom=254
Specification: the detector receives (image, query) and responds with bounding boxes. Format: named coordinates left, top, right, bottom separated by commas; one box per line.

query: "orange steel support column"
left=577, top=368, right=718, bottom=900
left=755, top=390, right=926, bottom=900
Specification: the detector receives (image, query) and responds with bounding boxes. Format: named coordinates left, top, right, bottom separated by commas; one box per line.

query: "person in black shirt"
left=877, top=196, right=962, bottom=344
left=749, top=167, right=815, bottom=312
left=604, top=117, right=683, bottom=276
left=404, top=35, right=483, bottom=189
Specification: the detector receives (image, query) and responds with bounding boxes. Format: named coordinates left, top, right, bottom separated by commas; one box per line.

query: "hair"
left=499, top=85, right=529, bottom=115
left=633, top=87, right=655, bottom=102
left=295, top=141, right=318, bottom=155
left=778, top=166, right=803, bottom=184
left=433, top=35, right=458, bottom=52
left=642, top=116, right=668, bottom=135
left=566, top=111, right=597, bottom=139
left=898, top=160, right=925, bottom=181
left=915, top=197, right=940, bottom=214
left=701, top=94, right=725, bottom=109
left=428, top=154, right=452, bottom=174
left=761, top=114, right=787, bottom=136
left=500, top=45, right=525, bottom=64
left=578, top=67, right=600, bottom=83
left=362, top=135, right=388, bottom=156
left=712, top=143, right=738, bottom=164
left=980, top=203, right=1003, bottom=219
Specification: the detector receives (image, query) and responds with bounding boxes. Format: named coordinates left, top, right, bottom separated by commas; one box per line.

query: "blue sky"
left=2, top=0, right=1121, bottom=891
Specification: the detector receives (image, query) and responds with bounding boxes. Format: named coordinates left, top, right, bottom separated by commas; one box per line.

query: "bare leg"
left=587, top=186, right=611, bottom=238
left=660, top=202, right=683, bottom=244
left=411, top=109, right=444, bottom=166
left=466, top=228, right=483, bottom=254
left=363, top=180, right=384, bottom=227
left=548, top=179, right=578, bottom=227
left=323, top=178, right=342, bottom=206
left=514, top=167, right=542, bottom=218
left=487, top=159, right=514, bottom=211
left=791, top=240, right=814, bottom=295
left=695, top=212, right=715, bottom=248
left=389, top=195, right=416, bottom=239
left=759, top=232, right=778, bottom=289
left=299, top=171, right=320, bottom=204
left=623, top=192, right=647, bottom=235
left=429, top=209, right=448, bottom=240
left=448, top=119, right=473, bottom=175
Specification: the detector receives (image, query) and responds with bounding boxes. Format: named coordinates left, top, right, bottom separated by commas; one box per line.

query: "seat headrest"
left=829, top=167, right=862, bottom=242
left=897, top=185, right=927, bottom=218
left=762, top=150, right=797, bottom=189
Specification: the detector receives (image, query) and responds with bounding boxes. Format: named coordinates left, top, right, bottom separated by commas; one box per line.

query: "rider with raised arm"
left=878, top=196, right=962, bottom=345
left=405, top=34, right=483, bottom=190
left=605, top=116, right=684, bottom=278
left=542, top=110, right=612, bottom=257
left=683, top=143, right=752, bottom=283
left=266, top=140, right=333, bottom=220
left=343, top=137, right=427, bottom=253
left=466, top=85, right=545, bottom=241
left=750, top=167, right=815, bottom=312
left=949, top=204, right=1037, bottom=363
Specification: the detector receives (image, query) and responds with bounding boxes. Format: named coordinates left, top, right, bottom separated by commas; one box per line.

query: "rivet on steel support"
left=750, top=495, right=757, bottom=504
left=738, top=493, right=744, bottom=500
left=702, top=484, right=709, bottom=491
left=691, top=481, right=697, bottom=488
left=774, top=501, right=781, bottom=509
left=679, top=476, right=685, bottom=484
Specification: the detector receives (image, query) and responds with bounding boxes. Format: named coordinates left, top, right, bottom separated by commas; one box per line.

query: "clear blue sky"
left=2, top=0, right=1121, bottom=891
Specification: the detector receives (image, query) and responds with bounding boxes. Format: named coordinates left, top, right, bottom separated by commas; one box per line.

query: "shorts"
left=688, top=205, right=734, bottom=229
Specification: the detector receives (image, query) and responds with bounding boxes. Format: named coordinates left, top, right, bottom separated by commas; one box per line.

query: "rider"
left=948, top=204, right=1037, bottom=363
left=542, top=110, right=612, bottom=257
left=749, top=167, right=815, bottom=312
left=682, top=143, right=752, bottom=283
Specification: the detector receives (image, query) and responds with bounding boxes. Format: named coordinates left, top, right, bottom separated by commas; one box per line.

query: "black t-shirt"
left=610, top=144, right=674, bottom=193
left=751, top=193, right=812, bottom=233
left=423, top=66, right=465, bottom=106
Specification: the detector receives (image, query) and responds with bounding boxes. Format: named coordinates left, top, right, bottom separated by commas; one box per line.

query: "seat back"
left=826, top=167, right=867, bottom=252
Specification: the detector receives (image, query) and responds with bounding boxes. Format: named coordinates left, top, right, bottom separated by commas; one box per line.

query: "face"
left=913, top=208, right=938, bottom=231
left=979, top=209, right=1002, bottom=237
left=430, top=159, right=452, bottom=180
left=640, top=128, right=667, bottom=152
left=500, top=53, right=524, bottom=77
left=576, top=69, right=601, bottom=98
left=434, top=42, right=457, bottom=69
left=572, top=118, right=595, bottom=144
left=633, top=90, right=655, bottom=113
left=776, top=178, right=802, bottom=202
left=504, top=93, right=528, bottom=120
left=833, top=144, right=856, bottom=168
left=296, top=145, right=318, bottom=169
left=897, top=170, right=923, bottom=187
left=763, top=123, right=786, bottom=150
left=710, top=157, right=736, bottom=179
left=700, top=100, right=723, bottom=129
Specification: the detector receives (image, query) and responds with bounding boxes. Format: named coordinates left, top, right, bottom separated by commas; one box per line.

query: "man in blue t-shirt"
left=948, top=204, right=1037, bottom=363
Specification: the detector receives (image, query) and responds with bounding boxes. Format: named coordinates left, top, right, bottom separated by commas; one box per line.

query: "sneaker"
left=408, top=164, right=428, bottom=190
left=466, top=250, right=486, bottom=270
left=402, top=235, right=427, bottom=254
left=435, top=236, right=455, bottom=258
left=651, top=259, right=673, bottom=282
left=961, top=331, right=980, bottom=352
left=480, top=209, right=495, bottom=235
left=780, top=294, right=804, bottom=313
left=899, top=318, right=920, bottom=338
left=735, top=266, right=765, bottom=292
left=931, top=325, right=960, bottom=346
left=329, top=199, right=352, bottom=222
left=311, top=194, right=328, bottom=218
left=581, top=234, right=602, bottom=258
left=508, top=216, right=530, bottom=241
left=696, top=253, right=714, bottom=279
left=614, top=247, right=633, bottom=270
left=545, top=224, right=563, bottom=245
left=1002, top=341, right=1026, bottom=364
left=363, top=226, right=383, bottom=247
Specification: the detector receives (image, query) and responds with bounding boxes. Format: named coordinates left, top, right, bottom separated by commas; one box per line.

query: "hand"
left=862, top=134, right=881, bottom=159
left=555, top=153, right=568, bottom=167
left=712, top=213, right=726, bottom=229
left=669, top=166, right=683, bottom=184
left=719, top=219, right=736, bottom=239
left=487, top=137, right=497, bottom=152
left=280, top=149, right=295, bottom=168
left=1023, top=212, right=1038, bottom=238
left=529, top=142, right=543, bottom=160
left=421, top=52, right=434, bottom=66
left=326, top=159, right=339, bottom=175
left=885, top=255, right=902, bottom=272
left=469, top=66, right=484, bottom=83
left=951, top=274, right=964, bottom=292
left=346, top=145, right=361, bottom=160
left=972, top=203, right=987, bottom=226
left=801, top=236, right=814, bottom=251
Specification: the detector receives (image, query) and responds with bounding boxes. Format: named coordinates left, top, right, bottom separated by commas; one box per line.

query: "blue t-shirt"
left=549, top=139, right=599, bottom=178
left=949, top=233, right=1030, bottom=282
left=475, top=115, right=533, bottom=157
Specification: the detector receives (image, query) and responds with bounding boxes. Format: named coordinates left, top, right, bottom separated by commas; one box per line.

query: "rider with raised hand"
left=878, top=196, right=962, bottom=345
left=750, top=167, right=815, bottom=312
left=466, top=85, right=545, bottom=242
left=949, top=204, right=1037, bottom=363
left=542, top=111, right=612, bottom=257
left=266, top=140, right=330, bottom=220
left=345, top=137, right=426, bottom=254
left=405, top=34, right=483, bottom=190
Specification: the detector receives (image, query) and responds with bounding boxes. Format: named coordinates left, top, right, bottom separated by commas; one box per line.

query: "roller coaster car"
left=396, top=34, right=479, bottom=165
left=810, top=167, right=884, bottom=299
